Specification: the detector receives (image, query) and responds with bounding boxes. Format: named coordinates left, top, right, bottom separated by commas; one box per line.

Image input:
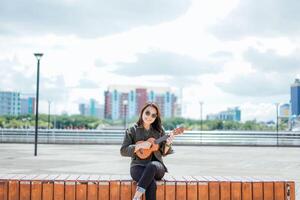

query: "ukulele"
left=135, top=127, right=184, bottom=159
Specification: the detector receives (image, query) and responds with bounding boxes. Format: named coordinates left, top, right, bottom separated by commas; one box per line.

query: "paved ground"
left=0, top=144, right=299, bottom=198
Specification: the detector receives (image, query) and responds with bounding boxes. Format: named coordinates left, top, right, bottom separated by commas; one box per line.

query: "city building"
left=79, top=99, right=104, bottom=119
left=207, top=107, right=241, bottom=122
left=0, top=91, right=21, bottom=116
left=104, top=85, right=179, bottom=120
left=291, top=78, right=300, bottom=116
left=279, top=103, right=290, bottom=118
left=20, top=97, right=35, bottom=115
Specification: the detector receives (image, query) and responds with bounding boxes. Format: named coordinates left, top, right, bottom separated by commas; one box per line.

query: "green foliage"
left=0, top=115, right=289, bottom=131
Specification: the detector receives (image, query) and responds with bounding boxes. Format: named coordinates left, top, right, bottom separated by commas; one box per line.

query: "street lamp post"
left=199, top=101, right=204, bottom=131
left=275, top=103, right=279, bottom=146
left=123, top=100, right=128, bottom=129
left=34, top=53, right=43, bottom=156
left=199, top=101, right=204, bottom=145
left=48, top=100, right=51, bottom=130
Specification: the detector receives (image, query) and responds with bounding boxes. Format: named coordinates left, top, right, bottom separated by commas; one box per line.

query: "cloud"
left=211, top=0, right=300, bottom=39
left=113, top=50, right=220, bottom=77
left=0, top=0, right=191, bottom=38
left=0, top=58, right=69, bottom=102
left=244, top=47, right=300, bottom=73
left=216, top=72, right=293, bottom=97
left=76, top=79, right=100, bottom=89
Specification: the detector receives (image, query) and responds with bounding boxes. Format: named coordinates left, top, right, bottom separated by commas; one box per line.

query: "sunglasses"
left=145, top=110, right=157, bottom=119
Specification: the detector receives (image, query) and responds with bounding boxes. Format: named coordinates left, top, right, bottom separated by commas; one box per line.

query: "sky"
left=1, top=0, right=300, bottom=122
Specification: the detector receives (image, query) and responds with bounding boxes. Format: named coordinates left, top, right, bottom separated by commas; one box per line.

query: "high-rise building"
left=207, top=107, right=241, bottom=122
left=104, top=85, right=179, bottom=120
left=20, top=97, right=35, bottom=115
left=291, top=79, right=300, bottom=116
left=279, top=103, right=290, bottom=118
left=0, top=91, right=21, bottom=116
left=78, top=99, right=104, bottom=119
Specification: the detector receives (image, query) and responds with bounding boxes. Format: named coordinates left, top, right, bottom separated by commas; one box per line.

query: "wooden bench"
left=0, top=174, right=295, bottom=200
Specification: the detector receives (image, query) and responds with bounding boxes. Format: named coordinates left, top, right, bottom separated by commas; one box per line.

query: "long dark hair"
left=137, top=102, right=163, bottom=133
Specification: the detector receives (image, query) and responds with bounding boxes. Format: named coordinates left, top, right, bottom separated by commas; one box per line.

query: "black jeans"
left=130, top=161, right=166, bottom=200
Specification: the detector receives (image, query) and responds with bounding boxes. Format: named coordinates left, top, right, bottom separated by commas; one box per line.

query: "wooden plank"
left=42, top=182, right=54, bottom=200
left=163, top=174, right=175, bottom=200
left=0, top=181, right=8, bottom=200
left=98, top=176, right=109, bottom=200
left=263, top=182, right=274, bottom=200
left=76, top=175, right=89, bottom=200
left=65, top=181, right=75, bottom=200
left=156, top=180, right=165, bottom=200
left=19, top=180, right=31, bottom=200
left=31, top=175, right=50, bottom=200
left=183, top=176, right=197, bottom=200
left=65, top=175, right=79, bottom=200
left=209, top=182, right=220, bottom=200
left=274, top=182, right=284, bottom=200
left=120, top=180, right=131, bottom=200
left=8, top=180, right=19, bottom=200
left=172, top=176, right=186, bottom=200
left=231, top=182, right=242, bottom=200
left=193, top=176, right=208, bottom=200
left=220, top=181, right=230, bottom=200
left=110, top=175, right=121, bottom=200
left=54, top=181, right=65, bottom=200
left=31, top=181, right=42, bottom=200
left=251, top=182, right=262, bottom=200
left=54, top=174, right=69, bottom=200
left=241, top=182, right=252, bottom=200
left=285, top=182, right=295, bottom=200
left=87, top=175, right=100, bottom=200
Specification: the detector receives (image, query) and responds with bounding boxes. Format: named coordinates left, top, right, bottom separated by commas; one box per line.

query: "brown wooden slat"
left=173, top=176, right=186, bottom=200
left=252, top=182, right=262, bottom=200
left=241, top=182, right=252, bottom=200
left=42, top=182, right=54, bottom=200
left=31, top=181, right=43, bottom=200
left=156, top=180, right=165, bottom=200
left=120, top=180, right=131, bottom=200
left=87, top=175, right=99, bottom=200
left=274, top=182, right=285, bottom=200
left=98, top=176, right=109, bottom=200
left=76, top=175, right=89, bottom=200
left=65, top=175, right=79, bottom=200
left=163, top=174, right=175, bottom=200
left=110, top=175, right=121, bottom=200
left=231, top=181, right=242, bottom=200
left=263, top=182, right=274, bottom=200
left=8, top=180, right=19, bottom=200
left=19, top=181, right=30, bottom=200
left=183, top=176, right=197, bottom=200
left=54, top=181, right=64, bottom=200
left=220, top=181, right=230, bottom=200
left=209, top=182, right=220, bottom=200
left=193, top=176, right=208, bottom=200
left=0, top=181, right=8, bottom=200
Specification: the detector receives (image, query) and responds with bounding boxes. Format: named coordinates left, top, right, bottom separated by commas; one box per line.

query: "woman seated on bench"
left=120, top=102, right=177, bottom=200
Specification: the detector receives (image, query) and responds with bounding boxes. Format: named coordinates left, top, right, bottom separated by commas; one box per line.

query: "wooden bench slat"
left=0, top=174, right=296, bottom=200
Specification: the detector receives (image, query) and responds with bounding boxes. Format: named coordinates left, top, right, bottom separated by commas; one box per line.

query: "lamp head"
left=34, top=53, right=43, bottom=60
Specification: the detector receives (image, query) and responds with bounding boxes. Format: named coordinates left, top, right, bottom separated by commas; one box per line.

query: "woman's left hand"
left=166, top=132, right=175, bottom=145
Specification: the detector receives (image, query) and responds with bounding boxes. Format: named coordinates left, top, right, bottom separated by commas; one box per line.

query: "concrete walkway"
left=0, top=144, right=299, bottom=198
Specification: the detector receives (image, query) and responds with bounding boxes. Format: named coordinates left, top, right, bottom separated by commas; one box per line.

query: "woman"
left=120, top=102, right=175, bottom=200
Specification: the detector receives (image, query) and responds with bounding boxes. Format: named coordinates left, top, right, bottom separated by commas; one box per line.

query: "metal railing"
left=1, top=129, right=300, bottom=146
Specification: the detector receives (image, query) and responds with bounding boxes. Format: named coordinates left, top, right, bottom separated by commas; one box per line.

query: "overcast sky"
left=1, top=0, right=300, bottom=121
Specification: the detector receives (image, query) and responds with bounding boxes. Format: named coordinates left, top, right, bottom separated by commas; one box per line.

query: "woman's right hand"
left=136, top=141, right=152, bottom=150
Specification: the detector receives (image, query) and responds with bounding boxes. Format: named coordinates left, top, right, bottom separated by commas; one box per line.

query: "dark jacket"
left=120, top=124, right=174, bottom=172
